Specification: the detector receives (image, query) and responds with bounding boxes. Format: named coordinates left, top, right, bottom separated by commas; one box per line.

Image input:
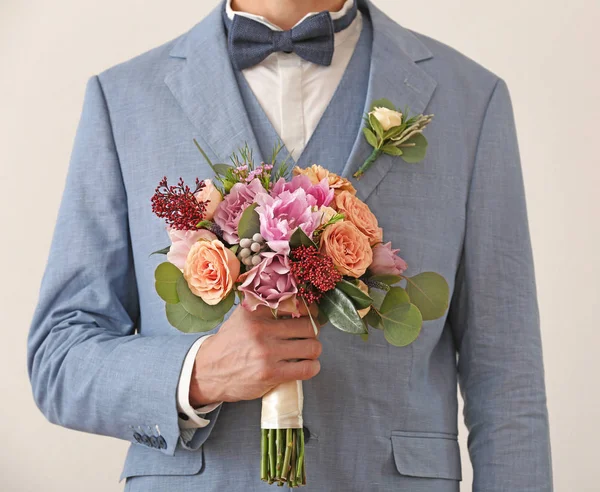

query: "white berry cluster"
left=238, top=233, right=266, bottom=267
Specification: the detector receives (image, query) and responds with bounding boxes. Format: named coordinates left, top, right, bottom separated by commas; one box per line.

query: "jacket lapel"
left=164, top=1, right=265, bottom=165
left=341, top=0, right=438, bottom=203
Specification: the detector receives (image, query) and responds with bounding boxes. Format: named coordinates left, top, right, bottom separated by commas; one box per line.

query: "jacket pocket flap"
left=119, top=443, right=203, bottom=481
left=391, top=431, right=462, bottom=481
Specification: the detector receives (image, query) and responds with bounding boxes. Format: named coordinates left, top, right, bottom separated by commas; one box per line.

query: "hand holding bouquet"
left=150, top=141, right=449, bottom=487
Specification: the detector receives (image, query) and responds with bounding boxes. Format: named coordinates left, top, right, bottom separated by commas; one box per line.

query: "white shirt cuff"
left=176, top=334, right=222, bottom=430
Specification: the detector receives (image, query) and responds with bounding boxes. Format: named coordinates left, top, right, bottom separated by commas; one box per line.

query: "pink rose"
left=255, top=187, right=321, bottom=254
left=183, top=238, right=240, bottom=305
left=272, top=175, right=334, bottom=208
left=237, top=252, right=300, bottom=315
left=166, top=226, right=217, bottom=270
left=194, top=178, right=222, bottom=221
left=369, top=242, right=408, bottom=276
left=213, top=178, right=267, bottom=244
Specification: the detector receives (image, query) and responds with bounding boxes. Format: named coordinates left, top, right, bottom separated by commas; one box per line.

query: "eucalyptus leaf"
left=400, top=133, right=428, bottom=163
left=384, top=124, right=407, bottom=140
left=370, top=274, right=403, bottom=286
left=238, top=203, right=260, bottom=239
left=364, top=308, right=382, bottom=329
left=381, top=303, right=423, bottom=347
left=370, top=98, right=395, bottom=111
left=165, top=302, right=223, bottom=333
left=319, top=288, right=367, bottom=335
left=380, top=286, right=411, bottom=313
left=405, top=272, right=449, bottom=321
left=213, top=163, right=234, bottom=175
left=154, top=262, right=182, bottom=304
left=176, top=276, right=235, bottom=321
left=289, top=227, right=317, bottom=249
left=368, top=287, right=387, bottom=310
left=363, top=127, right=378, bottom=148
left=382, top=144, right=404, bottom=156
left=336, top=279, right=373, bottom=310
left=150, top=245, right=170, bottom=256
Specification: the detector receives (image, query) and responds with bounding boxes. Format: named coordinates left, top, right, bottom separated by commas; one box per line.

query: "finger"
left=276, top=339, right=322, bottom=361
left=275, top=359, right=321, bottom=383
left=271, top=316, right=317, bottom=339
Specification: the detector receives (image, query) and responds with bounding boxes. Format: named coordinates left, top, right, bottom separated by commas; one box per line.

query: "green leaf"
left=400, top=133, right=428, bottom=163
left=165, top=302, right=223, bottom=333
left=289, top=227, right=317, bottom=248
left=380, top=286, right=411, bottom=313
left=370, top=98, right=395, bottom=111
left=150, top=245, right=170, bottom=256
left=368, top=287, right=388, bottom=310
left=363, top=127, right=378, bottom=148
left=230, top=244, right=239, bottom=255
left=381, top=303, right=423, bottom=347
left=335, top=279, right=373, bottom=310
left=238, top=203, right=260, bottom=239
left=196, top=220, right=213, bottom=229
left=319, top=288, right=367, bottom=335
left=154, top=262, right=182, bottom=304
left=381, top=144, right=404, bottom=156
left=370, top=274, right=403, bottom=286
left=405, top=272, right=449, bottom=321
left=364, top=308, right=382, bottom=329
left=176, top=276, right=235, bottom=321
left=213, top=163, right=234, bottom=175
left=384, top=124, right=407, bottom=140
left=369, top=113, right=384, bottom=138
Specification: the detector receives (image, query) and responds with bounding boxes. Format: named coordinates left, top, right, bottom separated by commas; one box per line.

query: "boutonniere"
left=353, top=99, right=434, bottom=179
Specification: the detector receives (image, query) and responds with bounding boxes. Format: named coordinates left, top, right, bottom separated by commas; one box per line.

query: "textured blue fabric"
left=27, top=0, right=553, bottom=490
left=234, top=8, right=372, bottom=176
left=224, top=0, right=358, bottom=70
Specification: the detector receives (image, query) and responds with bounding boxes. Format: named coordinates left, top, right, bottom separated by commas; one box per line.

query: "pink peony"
left=166, top=226, right=217, bottom=270
left=213, top=178, right=267, bottom=244
left=369, top=242, right=408, bottom=276
left=271, top=175, right=334, bottom=208
left=255, top=186, right=322, bottom=254
left=237, top=252, right=300, bottom=315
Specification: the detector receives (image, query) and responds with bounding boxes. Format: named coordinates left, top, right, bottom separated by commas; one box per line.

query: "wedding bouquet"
left=150, top=124, right=448, bottom=486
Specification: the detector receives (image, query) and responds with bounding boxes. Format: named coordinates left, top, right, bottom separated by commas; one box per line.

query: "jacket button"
left=149, top=436, right=159, bottom=448
left=302, top=426, right=311, bottom=442
left=158, top=436, right=167, bottom=449
left=140, top=434, right=151, bottom=446
left=133, top=432, right=142, bottom=444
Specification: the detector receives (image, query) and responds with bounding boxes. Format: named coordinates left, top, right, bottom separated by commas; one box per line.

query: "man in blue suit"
left=27, top=0, right=553, bottom=490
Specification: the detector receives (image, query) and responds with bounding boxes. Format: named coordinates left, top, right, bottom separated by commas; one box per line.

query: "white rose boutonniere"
left=353, top=99, right=434, bottom=179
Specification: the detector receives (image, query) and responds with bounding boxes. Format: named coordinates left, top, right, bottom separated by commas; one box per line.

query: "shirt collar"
left=225, top=0, right=359, bottom=47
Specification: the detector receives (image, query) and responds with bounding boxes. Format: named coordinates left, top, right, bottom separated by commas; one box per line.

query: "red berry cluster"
left=290, top=245, right=342, bottom=304
left=151, top=176, right=207, bottom=230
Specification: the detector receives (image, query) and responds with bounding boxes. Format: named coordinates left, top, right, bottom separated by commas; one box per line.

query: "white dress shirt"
left=176, top=0, right=362, bottom=438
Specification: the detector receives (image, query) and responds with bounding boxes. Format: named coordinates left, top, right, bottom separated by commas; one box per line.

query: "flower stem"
left=295, top=427, right=305, bottom=483
left=353, top=148, right=382, bottom=179
left=281, top=428, right=293, bottom=482
left=276, top=429, right=284, bottom=479
left=261, top=429, right=268, bottom=481
left=269, top=429, right=276, bottom=480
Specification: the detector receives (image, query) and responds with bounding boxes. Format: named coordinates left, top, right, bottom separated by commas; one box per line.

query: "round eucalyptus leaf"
left=381, top=303, right=423, bottom=347
left=165, top=303, right=223, bottom=333
left=364, top=308, right=382, bottom=329
left=380, top=287, right=411, bottom=313
left=176, top=276, right=235, bottom=321
left=405, top=272, right=449, bottom=321
left=154, top=262, right=182, bottom=304
left=400, top=133, right=428, bottom=163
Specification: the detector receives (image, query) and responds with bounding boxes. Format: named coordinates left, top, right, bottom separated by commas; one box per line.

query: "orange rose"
left=320, top=221, right=373, bottom=278
left=293, top=164, right=356, bottom=197
left=194, top=178, right=222, bottom=221
left=334, top=191, right=383, bottom=246
left=183, top=239, right=240, bottom=305
left=356, top=280, right=371, bottom=318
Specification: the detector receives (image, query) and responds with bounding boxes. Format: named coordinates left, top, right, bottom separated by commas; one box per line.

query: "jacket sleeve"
left=448, top=77, right=553, bottom=491
left=26, top=74, right=217, bottom=456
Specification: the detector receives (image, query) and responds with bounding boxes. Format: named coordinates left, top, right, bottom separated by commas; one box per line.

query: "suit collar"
left=165, top=0, right=437, bottom=202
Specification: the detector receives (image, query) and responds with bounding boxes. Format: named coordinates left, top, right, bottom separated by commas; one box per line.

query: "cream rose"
left=370, top=107, right=403, bottom=131
left=194, top=178, right=222, bottom=221
left=334, top=191, right=383, bottom=246
left=183, top=239, right=240, bottom=305
left=320, top=221, right=373, bottom=278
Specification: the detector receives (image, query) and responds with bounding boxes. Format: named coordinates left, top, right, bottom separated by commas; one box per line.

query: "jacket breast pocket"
left=119, top=442, right=203, bottom=482
left=391, top=430, right=462, bottom=481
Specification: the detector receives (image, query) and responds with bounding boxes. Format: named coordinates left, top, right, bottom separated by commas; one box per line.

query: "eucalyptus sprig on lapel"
left=353, top=98, right=434, bottom=179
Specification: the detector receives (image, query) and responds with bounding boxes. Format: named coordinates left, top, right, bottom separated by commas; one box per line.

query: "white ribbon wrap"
left=261, top=380, right=304, bottom=429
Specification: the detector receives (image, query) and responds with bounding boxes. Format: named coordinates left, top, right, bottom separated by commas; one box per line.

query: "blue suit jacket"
left=27, top=0, right=553, bottom=490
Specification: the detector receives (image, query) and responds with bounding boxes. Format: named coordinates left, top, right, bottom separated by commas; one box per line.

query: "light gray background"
left=1, top=0, right=598, bottom=490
